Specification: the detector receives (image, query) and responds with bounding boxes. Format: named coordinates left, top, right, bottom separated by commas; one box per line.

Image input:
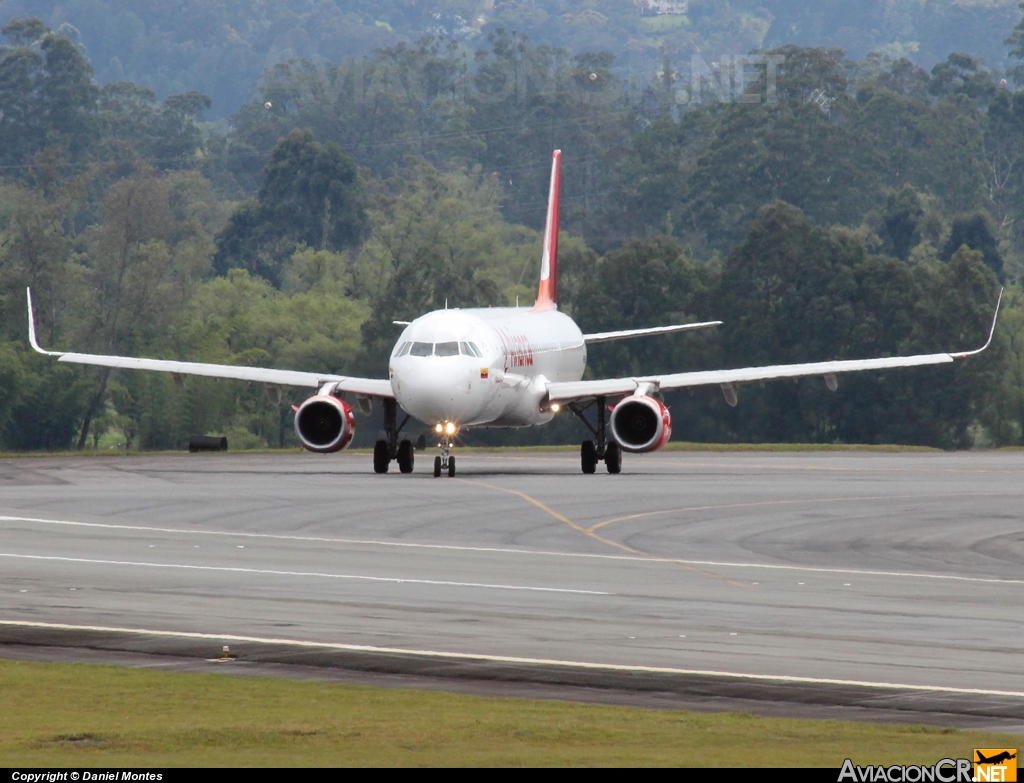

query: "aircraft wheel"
left=433, top=456, right=442, bottom=477
left=373, top=440, right=390, bottom=474
left=605, top=442, right=622, bottom=474
left=448, top=456, right=456, bottom=477
left=397, top=439, right=414, bottom=473
left=581, top=440, right=597, bottom=474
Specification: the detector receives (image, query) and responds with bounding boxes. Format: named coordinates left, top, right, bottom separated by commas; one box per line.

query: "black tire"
left=433, top=455, right=442, bottom=477
left=605, top=441, right=622, bottom=474
left=373, top=440, right=390, bottom=474
left=447, top=455, right=456, bottom=477
left=397, top=439, right=414, bottom=473
left=581, top=440, right=597, bottom=474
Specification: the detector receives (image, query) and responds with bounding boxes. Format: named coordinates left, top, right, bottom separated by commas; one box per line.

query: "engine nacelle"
left=294, top=395, right=356, bottom=453
left=609, top=395, right=672, bottom=453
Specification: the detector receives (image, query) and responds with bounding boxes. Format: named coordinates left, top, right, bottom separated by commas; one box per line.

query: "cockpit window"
left=395, top=341, right=412, bottom=357
left=434, top=341, right=460, bottom=357
left=459, top=342, right=472, bottom=356
left=467, top=342, right=483, bottom=358
left=410, top=342, right=433, bottom=357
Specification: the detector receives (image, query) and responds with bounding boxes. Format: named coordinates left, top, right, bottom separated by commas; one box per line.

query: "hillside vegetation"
left=0, top=1, right=1018, bottom=117
left=2, top=6, right=1024, bottom=451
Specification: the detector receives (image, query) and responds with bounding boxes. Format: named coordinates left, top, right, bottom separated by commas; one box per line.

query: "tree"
left=982, top=88, right=1024, bottom=253
left=575, top=237, right=719, bottom=379
left=853, top=88, right=930, bottom=193
left=717, top=202, right=859, bottom=373
left=214, top=128, right=369, bottom=286
left=928, top=53, right=999, bottom=107
left=714, top=203, right=889, bottom=443
left=1007, top=1, right=1024, bottom=84
left=151, top=269, right=368, bottom=449
left=685, top=47, right=883, bottom=250
left=97, top=85, right=212, bottom=169
left=0, top=181, right=70, bottom=341
left=355, top=161, right=530, bottom=374
left=879, top=187, right=924, bottom=261
left=468, top=31, right=636, bottom=237
left=869, top=58, right=930, bottom=102
left=72, top=173, right=178, bottom=447
left=0, top=339, right=94, bottom=452
left=0, top=20, right=98, bottom=167
left=942, top=212, right=1004, bottom=279
left=710, top=202, right=1003, bottom=447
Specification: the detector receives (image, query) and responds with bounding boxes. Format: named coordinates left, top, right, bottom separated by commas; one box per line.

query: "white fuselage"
left=389, top=307, right=586, bottom=428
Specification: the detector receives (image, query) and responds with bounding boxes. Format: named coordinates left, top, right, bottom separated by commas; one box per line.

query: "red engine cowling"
left=294, top=395, right=356, bottom=453
left=609, top=395, right=672, bottom=453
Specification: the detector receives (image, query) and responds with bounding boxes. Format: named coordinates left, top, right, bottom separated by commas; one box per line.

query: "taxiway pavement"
left=1, top=450, right=1022, bottom=729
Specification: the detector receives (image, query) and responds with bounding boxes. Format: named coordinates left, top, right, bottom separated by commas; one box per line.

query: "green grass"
left=0, top=659, right=1016, bottom=766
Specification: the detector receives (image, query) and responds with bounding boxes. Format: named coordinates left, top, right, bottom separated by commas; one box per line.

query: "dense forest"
left=0, top=1, right=1019, bottom=118
left=1, top=3, right=1023, bottom=451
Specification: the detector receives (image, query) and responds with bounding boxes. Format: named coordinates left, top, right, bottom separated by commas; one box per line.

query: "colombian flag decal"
left=480, top=368, right=489, bottom=380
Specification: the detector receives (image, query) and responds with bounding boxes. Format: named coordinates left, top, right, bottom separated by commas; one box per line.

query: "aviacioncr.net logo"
left=839, top=758, right=973, bottom=782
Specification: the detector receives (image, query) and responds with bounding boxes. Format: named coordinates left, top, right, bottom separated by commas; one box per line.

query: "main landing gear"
left=569, top=396, right=622, bottom=475
left=373, top=398, right=414, bottom=474
left=372, top=399, right=457, bottom=478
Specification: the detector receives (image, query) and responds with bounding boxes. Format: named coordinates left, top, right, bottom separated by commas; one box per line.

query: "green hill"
left=0, top=1, right=1018, bottom=116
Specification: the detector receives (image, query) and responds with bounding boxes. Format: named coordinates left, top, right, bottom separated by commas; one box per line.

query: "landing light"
left=435, top=423, right=443, bottom=433
left=550, top=403, right=560, bottom=413
left=445, top=422, right=456, bottom=435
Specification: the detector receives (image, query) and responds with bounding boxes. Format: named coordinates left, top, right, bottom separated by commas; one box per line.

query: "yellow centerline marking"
left=587, top=491, right=1016, bottom=533
left=456, top=478, right=750, bottom=588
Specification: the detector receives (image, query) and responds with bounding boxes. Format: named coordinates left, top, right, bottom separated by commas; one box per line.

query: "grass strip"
left=0, top=659, right=1016, bottom=766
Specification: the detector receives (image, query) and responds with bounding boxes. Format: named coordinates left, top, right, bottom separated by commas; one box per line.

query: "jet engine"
left=294, top=395, right=356, bottom=453
left=609, top=395, right=672, bottom=453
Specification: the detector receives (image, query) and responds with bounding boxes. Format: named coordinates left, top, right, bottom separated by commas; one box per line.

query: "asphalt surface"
left=1, top=449, right=1022, bottom=731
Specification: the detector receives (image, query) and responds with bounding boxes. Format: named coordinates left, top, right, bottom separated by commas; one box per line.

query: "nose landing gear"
left=433, top=433, right=456, bottom=477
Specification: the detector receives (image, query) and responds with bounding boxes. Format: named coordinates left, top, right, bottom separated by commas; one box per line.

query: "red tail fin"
left=533, top=150, right=560, bottom=310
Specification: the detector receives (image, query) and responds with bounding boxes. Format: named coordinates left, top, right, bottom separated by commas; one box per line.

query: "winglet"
left=533, top=150, right=560, bottom=311
left=957, top=287, right=1003, bottom=358
left=27, top=288, right=63, bottom=357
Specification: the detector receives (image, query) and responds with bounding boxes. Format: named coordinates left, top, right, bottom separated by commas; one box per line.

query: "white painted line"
left=0, top=553, right=610, bottom=595
left=2, top=619, right=1022, bottom=699
left=1, top=515, right=1021, bottom=586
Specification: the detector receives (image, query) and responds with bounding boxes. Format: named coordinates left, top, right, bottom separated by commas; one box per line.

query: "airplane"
left=976, top=751, right=1016, bottom=765
left=28, top=150, right=1002, bottom=477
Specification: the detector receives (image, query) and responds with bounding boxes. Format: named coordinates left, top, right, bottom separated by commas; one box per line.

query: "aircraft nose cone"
left=393, top=360, right=489, bottom=424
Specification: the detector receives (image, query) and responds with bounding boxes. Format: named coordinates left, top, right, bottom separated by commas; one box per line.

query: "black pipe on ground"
left=188, top=435, right=227, bottom=453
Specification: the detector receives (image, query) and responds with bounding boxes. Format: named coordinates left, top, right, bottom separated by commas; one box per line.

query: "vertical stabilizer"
left=533, top=150, right=561, bottom=310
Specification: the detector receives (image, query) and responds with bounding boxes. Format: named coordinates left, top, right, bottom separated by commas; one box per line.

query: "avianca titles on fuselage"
left=27, top=150, right=1000, bottom=477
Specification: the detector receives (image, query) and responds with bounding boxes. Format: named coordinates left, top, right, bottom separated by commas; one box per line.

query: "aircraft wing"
left=582, top=320, right=722, bottom=344
left=547, top=290, right=1002, bottom=404
left=27, top=289, right=394, bottom=398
